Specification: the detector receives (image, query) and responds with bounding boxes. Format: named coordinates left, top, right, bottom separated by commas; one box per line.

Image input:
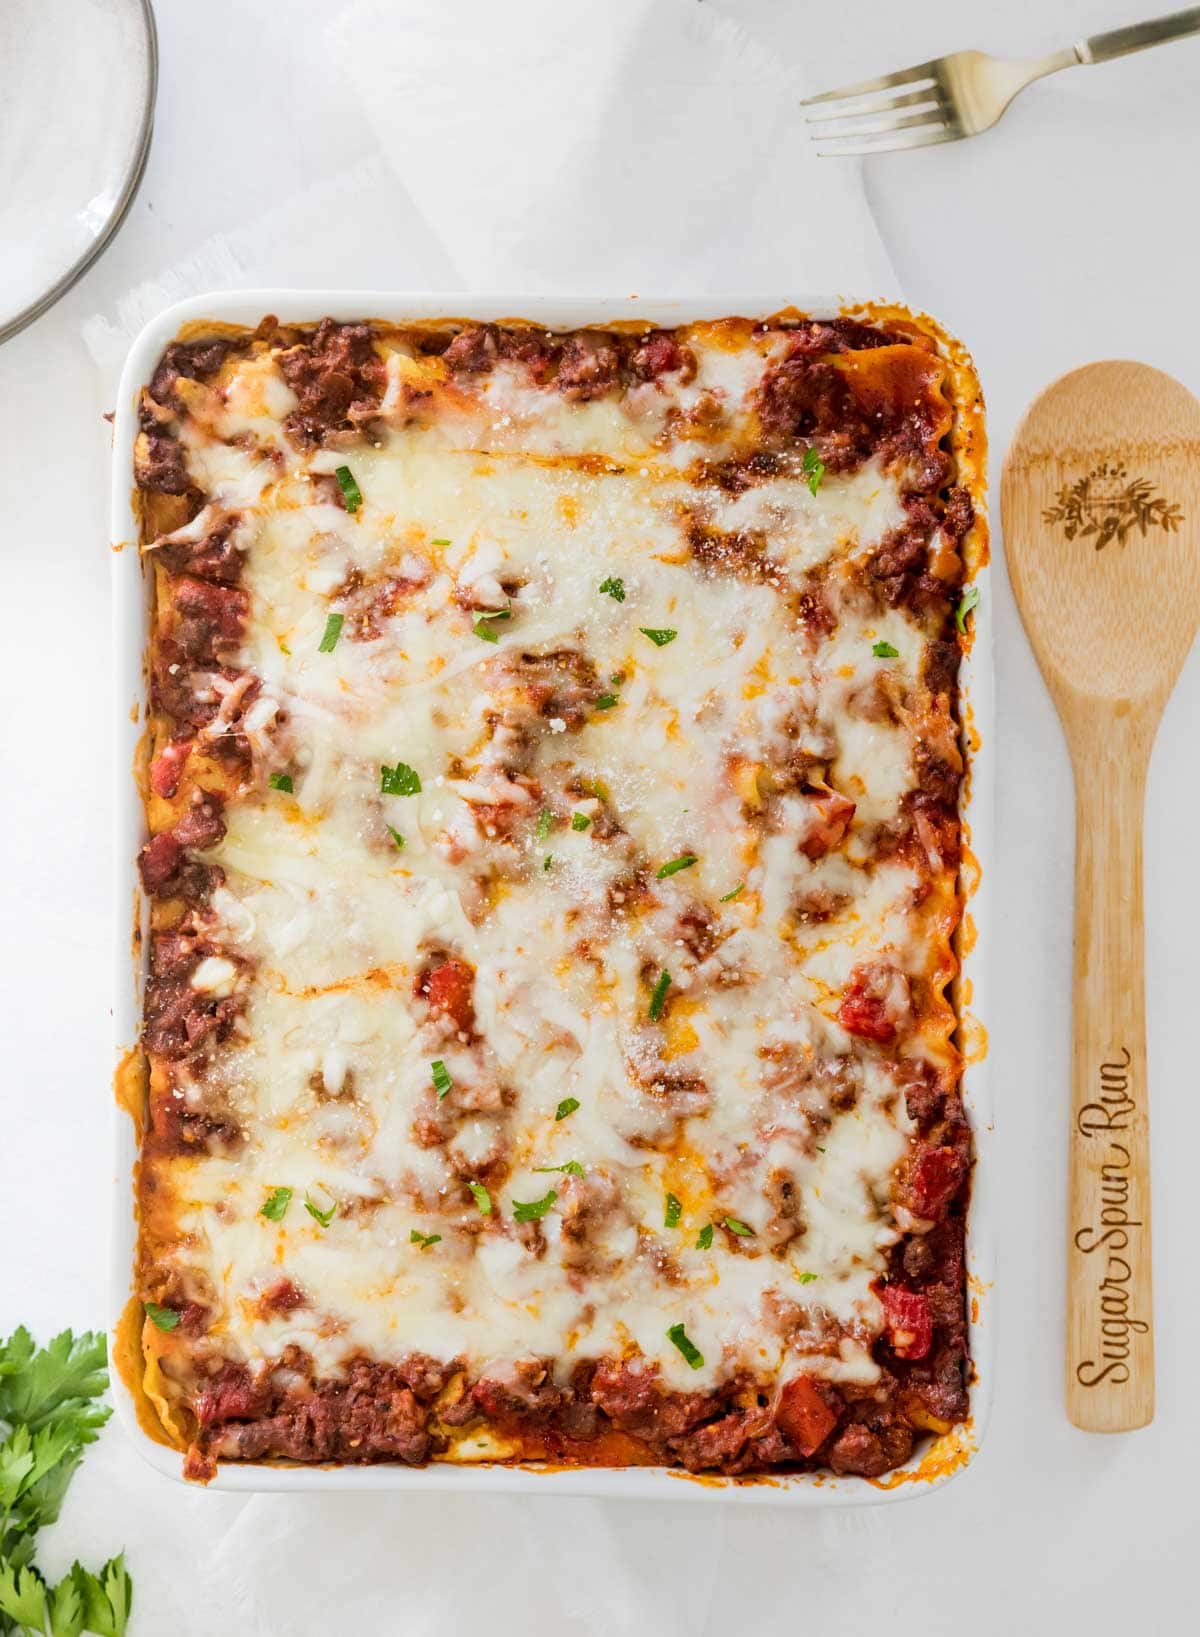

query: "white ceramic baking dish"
left=110, top=292, right=993, bottom=1505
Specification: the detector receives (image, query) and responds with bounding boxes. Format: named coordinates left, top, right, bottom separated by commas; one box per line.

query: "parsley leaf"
left=318, top=612, right=344, bottom=652
left=304, top=1194, right=337, bottom=1228
left=268, top=772, right=293, bottom=793
left=512, top=1189, right=557, bottom=1223
left=956, top=585, right=980, bottom=634
left=594, top=692, right=619, bottom=710
left=796, top=1271, right=818, bottom=1285
left=431, top=1059, right=452, bottom=1099
left=473, top=610, right=511, bottom=643
left=386, top=824, right=405, bottom=850
left=656, top=854, right=697, bottom=879
left=380, top=761, right=421, bottom=796
left=555, top=1097, right=580, bottom=1121
left=872, top=640, right=899, bottom=659
left=664, top=1193, right=682, bottom=1229
left=259, top=1187, right=292, bottom=1223
left=542, top=854, right=553, bottom=872
left=431, top=537, right=451, bottom=546
left=535, top=809, right=554, bottom=842
left=143, top=1303, right=179, bottom=1333
left=334, top=465, right=363, bottom=512
left=648, top=969, right=672, bottom=1021
left=722, top=1216, right=754, bottom=1237
left=467, top=1181, right=492, bottom=1216
left=534, top=1161, right=584, bottom=1177
left=639, top=627, right=677, bottom=647
left=410, top=1230, right=442, bottom=1251
left=696, top=1224, right=714, bottom=1250
left=666, top=1323, right=704, bottom=1370
left=571, top=812, right=591, bottom=832
left=719, top=883, right=744, bottom=902
left=802, top=445, right=825, bottom=497
left=598, top=577, right=626, bottom=602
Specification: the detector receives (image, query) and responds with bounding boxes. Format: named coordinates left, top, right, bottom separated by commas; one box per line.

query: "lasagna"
left=130, top=308, right=983, bottom=1483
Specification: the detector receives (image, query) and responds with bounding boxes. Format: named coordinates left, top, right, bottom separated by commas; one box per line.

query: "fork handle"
left=1078, top=5, right=1200, bottom=64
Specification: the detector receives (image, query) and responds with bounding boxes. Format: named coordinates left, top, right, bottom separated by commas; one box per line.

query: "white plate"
left=0, top=0, right=156, bottom=343
left=110, top=291, right=994, bottom=1505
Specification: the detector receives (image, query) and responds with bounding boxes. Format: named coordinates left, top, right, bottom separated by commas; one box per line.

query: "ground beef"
left=555, top=334, right=621, bottom=400
left=194, top=1357, right=443, bottom=1467
left=148, top=339, right=234, bottom=411
left=134, top=430, right=191, bottom=495
left=280, top=318, right=386, bottom=446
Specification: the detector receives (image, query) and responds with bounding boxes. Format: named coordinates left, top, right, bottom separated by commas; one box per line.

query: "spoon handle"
left=1066, top=734, right=1155, bottom=1430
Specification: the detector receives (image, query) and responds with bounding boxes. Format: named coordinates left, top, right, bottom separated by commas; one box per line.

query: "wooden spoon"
left=1003, top=361, right=1200, bottom=1432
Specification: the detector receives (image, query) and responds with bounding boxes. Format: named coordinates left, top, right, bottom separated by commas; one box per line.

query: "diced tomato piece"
left=908, top=1144, right=968, bottom=1218
left=150, top=738, right=193, bottom=799
left=419, top=958, right=476, bottom=1033
left=800, top=788, right=856, bottom=860
left=838, top=990, right=894, bottom=1042
left=137, top=831, right=182, bottom=893
left=883, top=1285, right=933, bottom=1360
left=838, top=962, right=903, bottom=1043
left=776, top=1375, right=839, bottom=1456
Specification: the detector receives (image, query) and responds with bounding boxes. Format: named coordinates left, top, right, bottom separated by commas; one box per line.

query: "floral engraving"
left=1043, top=462, right=1183, bottom=550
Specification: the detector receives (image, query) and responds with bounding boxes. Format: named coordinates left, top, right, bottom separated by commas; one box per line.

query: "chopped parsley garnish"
left=542, top=854, right=553, bottom=871
left=796, top=1271, right=818, bottom=1285
left=386, top=824, right=405, bottom=850
left=534, top=1161, right=584, bottom=1177
left=268, top=772, right=293, bottom=793
left=535, top=809, right=555, bottom=842
left=410, top=1229, right=442, bottom=1250
left=473, top=609, right=512, bottom=643
left=431, top=1059, right=452, bottom=1099
left=595, top=692, right=619, bottom=710
left=467, top=1181, right=492, bottom=1215
left=956, top=585, right=980, bottom=633
left=802, top=446, right=825, bottom=497
left=334, top=464, right=363, bottom=512
left=318, top=612, right=344, bottom=652
left=872, top=639, right=899, bottom=659
left=431, top=537, right=451, bottom=546
left=555, top=1097, right=580, bottom=1121
left=512, top=1188, right=557, bottom=1222
left=380, top=761, right=421, bottom=796
left=719, top=883, right=744, bottom=902
left=571, top=812, right=591, bottom=832
left=278, top=638, right=292, bottom=656
left=304, top=1194, right=337, bottom=1228
left=144, top=1302, right=179, bottom=1333
left=666, top=1323, right=704, bottom=1370
left=599, top=576, right=626, bottom=602
left=664, top=1192, right=682, bottom=1229
left=722, top=1216, right=753, bottom=1237
left=657, top=854, right=697, bottom=879
left=639, top=627, right=677, bottom=647
left=648, top=969, right=672, bottom=1021
left=696, top=1223, right=714, bottom=1250
left=259, top=1186, right=293, bottom=1223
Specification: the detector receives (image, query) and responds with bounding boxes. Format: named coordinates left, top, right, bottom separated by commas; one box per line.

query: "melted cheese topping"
left=144, top=325, right=960, bottom=1420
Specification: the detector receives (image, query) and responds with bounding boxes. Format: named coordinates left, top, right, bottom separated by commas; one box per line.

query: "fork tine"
left=804, top=85, right=946, bottom=126
left=800, top=59, right=939, bottom=108
left=812, top=108, right=951, bottom=146
left=815, top=122, right=961, bottom=159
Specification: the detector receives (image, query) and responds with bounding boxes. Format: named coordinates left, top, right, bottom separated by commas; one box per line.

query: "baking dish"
left=110, top=291, right=993, bottom=1504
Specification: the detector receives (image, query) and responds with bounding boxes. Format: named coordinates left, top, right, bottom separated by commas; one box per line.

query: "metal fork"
left=803, top=6, right=1200, bottom=156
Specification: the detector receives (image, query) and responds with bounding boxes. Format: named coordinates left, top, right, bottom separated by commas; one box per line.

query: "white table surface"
left=3, top=0, right=1199, bottom=1630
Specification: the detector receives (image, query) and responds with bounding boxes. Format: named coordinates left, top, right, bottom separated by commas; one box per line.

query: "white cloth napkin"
left=331, top=0, right=895, bottom=297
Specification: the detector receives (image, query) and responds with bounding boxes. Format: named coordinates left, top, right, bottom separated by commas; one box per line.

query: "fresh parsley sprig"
left=0, top=1327, right=131, bottom=1636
